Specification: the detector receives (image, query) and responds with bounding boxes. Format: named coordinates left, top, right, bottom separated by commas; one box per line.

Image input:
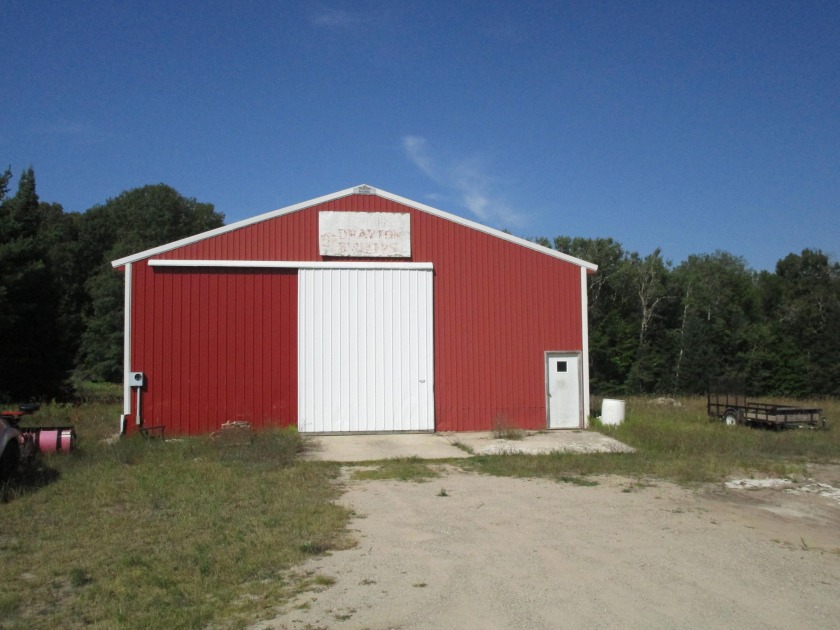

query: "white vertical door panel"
left=298, top=269, right=434, bottom=432
left=546, top=352, right=582, bottom=429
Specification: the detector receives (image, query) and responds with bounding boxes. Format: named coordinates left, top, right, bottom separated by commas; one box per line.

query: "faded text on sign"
left=319, top=211, right=411, bottom=257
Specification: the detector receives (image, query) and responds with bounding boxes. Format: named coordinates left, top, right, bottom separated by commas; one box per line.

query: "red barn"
left=112, top=185, right=597, bottom=436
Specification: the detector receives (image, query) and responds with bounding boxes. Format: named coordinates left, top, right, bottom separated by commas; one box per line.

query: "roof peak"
left=111, top=184, right=597, bottom=272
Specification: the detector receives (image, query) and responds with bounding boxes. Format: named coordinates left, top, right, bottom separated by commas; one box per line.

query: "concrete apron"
left=302, top=430, right=634, bottom=463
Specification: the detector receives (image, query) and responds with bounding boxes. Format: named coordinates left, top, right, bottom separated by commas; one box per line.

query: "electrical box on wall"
left=129, top=371, right=145, bottom=388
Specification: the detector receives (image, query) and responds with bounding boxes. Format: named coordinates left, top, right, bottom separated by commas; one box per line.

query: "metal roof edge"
left=373, top=188, right=598, bottom=271
left=111, top=184, right=598, bottom=272
left=111, top=185, right=359, bottom=267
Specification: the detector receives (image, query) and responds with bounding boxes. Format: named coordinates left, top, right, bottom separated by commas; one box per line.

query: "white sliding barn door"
left=298, top=268, right=434, bottom=432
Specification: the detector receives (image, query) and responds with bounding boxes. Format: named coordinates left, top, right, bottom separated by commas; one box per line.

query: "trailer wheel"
left=723, top=409, right=741, bottom=426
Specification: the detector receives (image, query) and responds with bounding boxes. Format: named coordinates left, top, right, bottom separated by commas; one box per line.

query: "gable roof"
left=112, top=184, right=598, bottom=271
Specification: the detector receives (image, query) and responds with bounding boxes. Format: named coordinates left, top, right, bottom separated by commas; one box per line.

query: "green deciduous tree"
left=759, top=249, right=840, bottom=396
left=624, top=248, right=674, bottom=393
left=670, top=252, right=758, bottom=394
left=76, top=184, right=224, bottom=381
left=543, top=231, right=840, bottom=398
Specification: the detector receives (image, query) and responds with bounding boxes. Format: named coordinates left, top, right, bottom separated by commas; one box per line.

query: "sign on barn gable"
left=319, top=211, right=411, bottom=257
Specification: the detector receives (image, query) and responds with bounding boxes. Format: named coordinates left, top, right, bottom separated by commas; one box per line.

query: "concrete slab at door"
left=298, top=268, right=434, bottom=432
left=546, top=351, right=582, bottom=429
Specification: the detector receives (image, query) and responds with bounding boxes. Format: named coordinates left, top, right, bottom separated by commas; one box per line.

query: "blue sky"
left=3, top=1, right=838, bottom=270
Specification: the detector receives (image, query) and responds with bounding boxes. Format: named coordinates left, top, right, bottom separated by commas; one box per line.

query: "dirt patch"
left=253, top=467, right=840, bottom=629
left=704, top=465, right=840, bottom=554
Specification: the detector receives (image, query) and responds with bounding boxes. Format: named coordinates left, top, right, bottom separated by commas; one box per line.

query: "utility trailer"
left=707, top=380, right=826, bottom=429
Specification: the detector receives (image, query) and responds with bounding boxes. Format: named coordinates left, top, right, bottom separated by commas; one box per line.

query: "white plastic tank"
left=601, top=399, right=626, bottom=425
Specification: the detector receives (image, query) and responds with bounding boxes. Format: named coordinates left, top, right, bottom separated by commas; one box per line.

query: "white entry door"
left=298, top=268, right=434, bottom=432
left=546, top=352, right=582, bottom=429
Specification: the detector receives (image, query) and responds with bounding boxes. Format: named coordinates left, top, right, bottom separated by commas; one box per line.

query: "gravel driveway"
left=252, top=467, right=840, bottom=629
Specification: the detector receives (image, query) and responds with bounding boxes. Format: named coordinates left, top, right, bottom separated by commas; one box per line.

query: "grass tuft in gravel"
left=351, top=456, right=440, bottom=482
left=491, top=413, right=525, bottom=440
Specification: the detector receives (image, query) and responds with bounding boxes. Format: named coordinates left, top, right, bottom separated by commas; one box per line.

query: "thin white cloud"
left=311, top=7, right=366, bottom=29
left=402, top=136, right=437, bottom=180
left=402, top=135, right=527, bottom=228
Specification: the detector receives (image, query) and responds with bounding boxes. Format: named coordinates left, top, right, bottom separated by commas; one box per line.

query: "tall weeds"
left=1, top=407, right=350, bottom=630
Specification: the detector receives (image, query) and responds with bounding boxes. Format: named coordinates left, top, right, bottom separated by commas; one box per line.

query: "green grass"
left=1, top=404, right=351, bottom=630
left=68, top=379, right=124, bottom=404
left=350, top=456, right=440, bottom=482
left=466, top=396, right=839, bottom=485
left=3, top=394, right=838, bottom=628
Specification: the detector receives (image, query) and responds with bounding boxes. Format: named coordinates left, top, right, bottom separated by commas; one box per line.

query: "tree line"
left=1, top=166, right=838, bottom=402
left=535, top=237, right=840, bottom=398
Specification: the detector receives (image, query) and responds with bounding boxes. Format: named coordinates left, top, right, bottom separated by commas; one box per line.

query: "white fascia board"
left=148, top=259, right=434, bottom=270
left=112, top=184, right=598, bottom=272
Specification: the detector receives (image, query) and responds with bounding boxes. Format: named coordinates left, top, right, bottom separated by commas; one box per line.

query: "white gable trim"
left=111, top=187, right=357, bottom=268
left=112, top=185, right=598, bottom=272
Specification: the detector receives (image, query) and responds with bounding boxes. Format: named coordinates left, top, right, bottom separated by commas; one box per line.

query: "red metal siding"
left=129, top=192, right=583, bottom=434
left=131, top=264, right=297, bottom=435
left=159, top=209, right=321, bottom=261
left=411, top=210, right=582, bottom=431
